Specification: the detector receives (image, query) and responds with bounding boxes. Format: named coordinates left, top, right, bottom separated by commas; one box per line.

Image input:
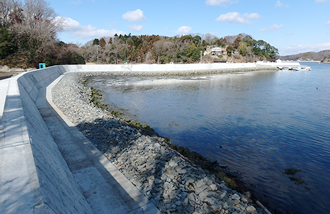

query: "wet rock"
left=168, top=160, right=178, bottom=167
left=204, top=196, right=217, bottom=205
left=195, top=179, right=208, bottom=189
left=210, top=184, right=217, bottom=191
left=246, top=205, right=257, bottom=213
left=235, top=203, right=246, bottom=211
left=211, top=202, right=223, bottom=212
left=241, top=196, right=249, bottom=203
left=222, top=202, right=229, bottom=210
left=233, top=199, right=240, bottom=206
left=231, top=193, right=240, bottom=200
left=220, top=190, right=227, bottom=199
left=199, top=190, right=209, bottom=201
left=195, top=185, right=209, bottom=195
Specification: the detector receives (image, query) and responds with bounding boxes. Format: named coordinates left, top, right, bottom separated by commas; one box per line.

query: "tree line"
left=0, top=0, right=278, bottom=68
left=82, top=33, right=279, bottom=64
left=0, top=0, right=84, bottom=68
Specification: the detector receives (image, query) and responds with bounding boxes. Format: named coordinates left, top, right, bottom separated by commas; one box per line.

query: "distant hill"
left=280, top=50, right=330, bottom=63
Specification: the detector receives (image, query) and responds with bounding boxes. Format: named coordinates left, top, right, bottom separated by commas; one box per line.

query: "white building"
left=204, top=46, right=227, bottom=56
left=211, top=47, right=227, bottom=55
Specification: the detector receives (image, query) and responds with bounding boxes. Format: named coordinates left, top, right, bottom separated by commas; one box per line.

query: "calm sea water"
left=87, top=62, right=330, bottom=214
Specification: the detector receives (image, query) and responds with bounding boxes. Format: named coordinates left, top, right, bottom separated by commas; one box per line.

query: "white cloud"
left=275, top=1, right=283, bottom=7
left=128, top=25, right=143, bottom=32
left=260, top=24, right=283, bottom=32
left=280, top=43, right=330, bottom=55
left=60, top=17, right=125, bottom=39
left=326, top=20, right=330, bottom=25
left=205, top=0, right=235, bottom=6
left=247, top=13, right=261, bottom=19
left=215, top=12, right=260, bottom=24
left=315, top=0, right=327, bottom=2
left=275, top=1, right=290, bottom=8
left=122, top=9, right=146, bottom=22
left=176, top=26, right=192, bottom=34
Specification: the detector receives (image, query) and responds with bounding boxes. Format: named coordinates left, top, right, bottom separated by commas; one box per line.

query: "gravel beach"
left=52, top=72, right=270, bottom=214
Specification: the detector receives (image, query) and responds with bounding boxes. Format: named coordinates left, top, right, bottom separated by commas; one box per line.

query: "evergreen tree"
left=93, top=38, right=100, bottom=46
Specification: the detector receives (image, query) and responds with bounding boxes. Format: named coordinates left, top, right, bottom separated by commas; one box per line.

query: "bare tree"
left=0, top=0, right=22, bottom=27
left=203, top=33, right=214, bottom=45
left=9, top=0, right=63, bottom=55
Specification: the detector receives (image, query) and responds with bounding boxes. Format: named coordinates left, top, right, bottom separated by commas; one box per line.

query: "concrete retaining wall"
left=0, top=66, right=92, bottom=214
left=61, top=62, right=302, bottom=74
left=61, top=63, right=259, bottom=74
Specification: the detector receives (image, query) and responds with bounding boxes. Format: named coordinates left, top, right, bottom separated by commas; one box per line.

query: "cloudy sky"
left=50, top=0, right=330, bottom=56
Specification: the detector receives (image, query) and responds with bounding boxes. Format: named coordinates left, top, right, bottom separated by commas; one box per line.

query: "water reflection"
left=87, top=63, right=330, bottom=214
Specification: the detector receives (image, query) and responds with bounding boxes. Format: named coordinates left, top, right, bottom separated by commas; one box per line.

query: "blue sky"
left=49, top=0, right=330, bottom=56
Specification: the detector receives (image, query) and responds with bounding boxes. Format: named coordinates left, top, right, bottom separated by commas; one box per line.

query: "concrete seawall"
left=0, top=63, right=284, bottom=213
left=57, top=63, right=275, bottom=75
left=59, top=62, right=300, bottom=74
left=0, top=66, right=93, bottom=213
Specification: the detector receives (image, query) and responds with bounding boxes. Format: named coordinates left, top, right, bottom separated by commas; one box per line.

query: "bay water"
left=87, top=62, right=330, bottom=213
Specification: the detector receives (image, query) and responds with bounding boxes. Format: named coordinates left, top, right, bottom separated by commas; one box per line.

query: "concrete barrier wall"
left=0, top=66, right=92, bottom=213
left=256, top=61, right=301, bottom=68
left=62, top=63, right=258, bottom=74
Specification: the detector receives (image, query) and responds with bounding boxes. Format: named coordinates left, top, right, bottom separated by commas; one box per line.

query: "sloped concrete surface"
left=0, top=69, right=92, bottom=213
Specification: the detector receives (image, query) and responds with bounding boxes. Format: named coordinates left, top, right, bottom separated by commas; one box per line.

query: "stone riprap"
left=52, top=72, right=266, bottom=214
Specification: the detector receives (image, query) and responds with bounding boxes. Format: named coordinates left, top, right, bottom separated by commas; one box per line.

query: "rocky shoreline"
left=52, top=72, right=271, bottom=214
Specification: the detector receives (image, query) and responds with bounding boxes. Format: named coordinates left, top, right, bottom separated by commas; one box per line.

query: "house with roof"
left=204, top=46, right=227, bottom=56
left=211, top=47, right=227, bottom=55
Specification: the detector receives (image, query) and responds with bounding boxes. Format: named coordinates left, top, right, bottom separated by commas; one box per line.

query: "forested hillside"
left=280, top=50, right=330, bottom=63
left=1, top=0, right=279, bottom=68
left=0, top=0, right=85, bottom=68
left=82, top=33, right=279, bottom=64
